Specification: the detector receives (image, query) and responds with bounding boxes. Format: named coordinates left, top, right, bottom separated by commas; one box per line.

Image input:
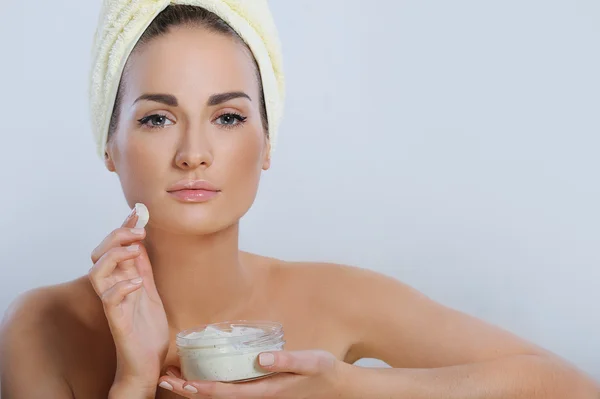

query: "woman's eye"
left=138, top=114, right=173, bottom=128
left=215, top=113, right=247, bottom=127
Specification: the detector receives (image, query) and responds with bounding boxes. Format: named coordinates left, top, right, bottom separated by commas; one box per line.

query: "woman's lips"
left=167, top=179, right=221, bottom=202
left=168, top=189, right=220, bottom=202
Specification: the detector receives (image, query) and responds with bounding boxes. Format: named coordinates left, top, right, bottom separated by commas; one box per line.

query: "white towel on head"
left=89, top=0, right=285, bottom=160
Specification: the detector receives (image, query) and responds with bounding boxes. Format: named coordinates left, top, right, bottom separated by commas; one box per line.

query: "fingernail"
left=166, top=370, right=176, bottom=377
left=159, top=381, right=173, bottom=391
left=126, top=207, right=136, bottom=220
left=126, top=244, right=140, bottom=252
left=259, top=352, right=275, bottom=366
left=130, top=228, right=145, bottom=235
left=130, top=277, right=143, bottom=285
left=184, top=385, right=198, bottom=393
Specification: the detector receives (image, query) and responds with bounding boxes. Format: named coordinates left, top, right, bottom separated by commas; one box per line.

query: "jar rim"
left=176, top=320, right=283, bottom=348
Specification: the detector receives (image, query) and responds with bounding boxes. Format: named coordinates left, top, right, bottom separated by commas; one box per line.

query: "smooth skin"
left=1, top=25, right=598, bottom=399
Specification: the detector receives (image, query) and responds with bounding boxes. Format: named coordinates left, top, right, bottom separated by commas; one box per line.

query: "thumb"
left=258, top=350, right=335, bottom=376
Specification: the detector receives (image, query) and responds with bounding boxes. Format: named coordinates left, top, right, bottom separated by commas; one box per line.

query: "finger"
left=90, top=205, right=143, bottom=264
left=131, top=244, right=162, bottom=300
left=158, top=375, right=212, bottom=398
left=100, top=277, right=143, bottom=308
left=159, top=374, right=266, bottom=398
left=173, top=374, right=290, bottom=398
left=88, top=245, right=141, bottom=295
left=258, top=350, right=335, bottom=375
left=164, top=366, right=182, bottom=379
left=91, top=227, right=146, bottom=264
left=182, top=380, right=245, bottom=398
left=121, top=207, right=139, bottom=228
left=183, top=376, right=294, bottom=399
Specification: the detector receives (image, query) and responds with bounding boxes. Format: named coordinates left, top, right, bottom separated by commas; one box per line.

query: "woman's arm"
left=1, top=287, right=158, bottom=399
left=334, top=265, right=599, bottom=398
left=0, top=288, right=74, bottom=399
left=345, top=354, right=597, bottom=398
left=149, top=262, right=598, bottom=398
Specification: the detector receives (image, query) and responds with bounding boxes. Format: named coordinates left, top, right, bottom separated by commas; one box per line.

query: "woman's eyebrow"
left=207, top=91, right=252, bottom=106
left=132, top=91, right=251, bottom=107
left=133, top=93, right=178, bottom=107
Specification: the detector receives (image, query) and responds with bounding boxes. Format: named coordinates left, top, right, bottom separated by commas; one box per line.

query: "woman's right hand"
left=88, top=206, right=169, bottom=396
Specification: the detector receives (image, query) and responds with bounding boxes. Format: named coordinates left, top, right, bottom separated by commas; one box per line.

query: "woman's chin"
left=158, top=217, right=237, bottom=236
left=144, top=201, right=245, bottom=236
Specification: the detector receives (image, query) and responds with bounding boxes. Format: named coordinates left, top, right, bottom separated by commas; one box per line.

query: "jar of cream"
left=176, top=321, right=285, bottom=382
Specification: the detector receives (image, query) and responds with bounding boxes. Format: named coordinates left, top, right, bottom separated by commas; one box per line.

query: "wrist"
left=335, top=362, right=368, bottom=399
left=337, top=363, right=403, bottom=399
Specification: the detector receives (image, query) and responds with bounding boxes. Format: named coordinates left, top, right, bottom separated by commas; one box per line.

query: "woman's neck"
left=143, top=222, right=255, bottom=331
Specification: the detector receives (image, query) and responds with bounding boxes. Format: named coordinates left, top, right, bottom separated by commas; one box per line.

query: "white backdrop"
left=0, top=0, right=598, bottom=379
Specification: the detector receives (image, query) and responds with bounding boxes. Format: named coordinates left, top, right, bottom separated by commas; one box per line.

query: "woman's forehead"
left=124, top=26, right=258, bottom=97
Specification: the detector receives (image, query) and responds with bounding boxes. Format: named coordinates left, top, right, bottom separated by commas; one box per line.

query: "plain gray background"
left=1, top=0, right=598, bottom=380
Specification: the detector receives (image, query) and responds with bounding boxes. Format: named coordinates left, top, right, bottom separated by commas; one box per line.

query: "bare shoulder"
left=1, top=281, right=76, bottom=396
left=266, top=259, right=549, bottom=368
left=269, top=259, right=418, bottom=307
left=264, top=260, right=419, bottom=354
left=0, top=277, right=112, bottom=397
left=1, top=280, right=84, bottom=357
left=246, top=252, right=399, bottom=296
left=1, top=277, right=106, bottom=343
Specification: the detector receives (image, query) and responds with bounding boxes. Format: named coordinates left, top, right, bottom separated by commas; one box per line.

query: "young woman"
left=1, top=2, right=597, bottom=398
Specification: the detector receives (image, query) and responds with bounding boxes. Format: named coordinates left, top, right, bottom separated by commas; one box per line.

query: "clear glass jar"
left=176, top=321, right=285, bottom=382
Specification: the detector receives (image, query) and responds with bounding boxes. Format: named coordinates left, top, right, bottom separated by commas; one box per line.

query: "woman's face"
left=105, top=26, right=270, bottom=235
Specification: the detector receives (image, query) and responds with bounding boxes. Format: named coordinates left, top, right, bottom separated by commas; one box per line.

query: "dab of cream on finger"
left=134, top=203, right=150, bottom=229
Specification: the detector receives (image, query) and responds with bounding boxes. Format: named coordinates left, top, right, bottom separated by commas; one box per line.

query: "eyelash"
left=137, top=114, right=170, bottom=129
left=136, top=113, right=248, bottom=130
left=215, top=112, right=248, bottom=130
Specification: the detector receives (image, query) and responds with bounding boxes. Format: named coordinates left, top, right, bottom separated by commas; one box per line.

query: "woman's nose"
left=174, top=130, right=213, bottom=170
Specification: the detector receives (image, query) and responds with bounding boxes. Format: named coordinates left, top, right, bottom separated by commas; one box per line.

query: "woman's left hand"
left=157, top=350, right=354, bottom=398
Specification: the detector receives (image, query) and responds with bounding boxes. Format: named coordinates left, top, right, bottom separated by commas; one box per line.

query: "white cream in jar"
left=176, top=321, right=285, bottom=382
